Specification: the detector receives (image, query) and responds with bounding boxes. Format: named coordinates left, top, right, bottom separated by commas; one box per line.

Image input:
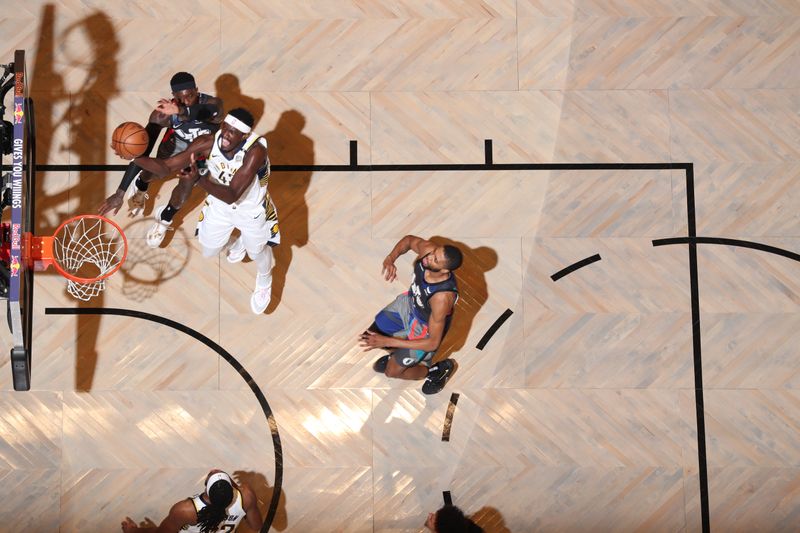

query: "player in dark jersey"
left=359, top=235, right=463, bottom=394
left=98, top=71, right=223, bottom=247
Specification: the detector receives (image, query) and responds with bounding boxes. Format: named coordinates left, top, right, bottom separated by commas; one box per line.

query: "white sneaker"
left=127, top=188, right=149, bottom=217
left=146, top=205, right=172, bottom=248
left=227, top=237, right=246, bottom=263
left=250, top=273, right=272, bottom=314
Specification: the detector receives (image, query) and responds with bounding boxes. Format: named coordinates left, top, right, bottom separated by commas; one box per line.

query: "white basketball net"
left=53, top=217, right=126, bottom=301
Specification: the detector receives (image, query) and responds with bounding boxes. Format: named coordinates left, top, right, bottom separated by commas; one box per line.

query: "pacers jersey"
left=170, top=93, right=220, bottom=143
left=181, top=489, right=246, bottom=533
left=206, top=129, right=272, bottom=208
left=409, top=259, right=458, bottom=323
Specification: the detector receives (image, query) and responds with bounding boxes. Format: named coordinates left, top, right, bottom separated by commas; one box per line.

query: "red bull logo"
left=10, top=256, right=20, bottom=277
left=13, top=103, right=24, bottom=124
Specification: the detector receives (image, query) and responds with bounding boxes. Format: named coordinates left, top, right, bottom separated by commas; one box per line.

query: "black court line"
left=484, top=139, right=493, bottom=165
left=3, top=161, right=694, bottom=173
left=18, top=152, right=719, bottom=528
left=476, top=309, right=513, bottom=351
left=349, top=140, right=358, bottom=167
left=550, top=254, right=602, bottom=281
left=45, top=307, right=282, bottom=533
left=684, top=165, right=710, bottom=533
left=653, top=236, right=800, bottom=264
left=442, top=490, right=452, bottom=507
left=441, top=393, right=460, bottom=442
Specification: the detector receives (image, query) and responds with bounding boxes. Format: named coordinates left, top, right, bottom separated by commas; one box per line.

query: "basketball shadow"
left=428, top=237, right=498, bottom=362
left=232, top=469, right=288, bottom=532
left=30, top=5, right=120, bottom=390
left=262, top=110, right=314, bottom=313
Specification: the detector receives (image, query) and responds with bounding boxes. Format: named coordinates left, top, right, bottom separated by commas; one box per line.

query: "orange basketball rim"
left=27, top=214, right=128, bottom=300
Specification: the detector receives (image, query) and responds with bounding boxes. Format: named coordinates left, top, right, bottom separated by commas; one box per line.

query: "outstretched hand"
left=98, top=191, right=123, bottom=216
left=179, top=152, right=200, bottom=183
left=382, top=256, right=397, bottom=282
left=156, top=98, right=179, bottom=116
left=120, top=517, right=137, bottom=533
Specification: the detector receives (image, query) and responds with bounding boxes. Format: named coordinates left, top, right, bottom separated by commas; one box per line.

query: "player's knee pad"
left=391, top=349, right=423, bottom=369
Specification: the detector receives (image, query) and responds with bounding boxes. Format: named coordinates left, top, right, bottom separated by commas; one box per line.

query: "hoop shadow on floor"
left=117, top=219, right=193, bottom=302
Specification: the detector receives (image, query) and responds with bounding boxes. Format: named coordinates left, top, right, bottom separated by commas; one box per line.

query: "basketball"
left=111, top=121, right=149, bottom=159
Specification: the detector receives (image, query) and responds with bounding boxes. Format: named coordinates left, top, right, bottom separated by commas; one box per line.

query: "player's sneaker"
left=127, top=189, right=149, bottom=217
left=227, top=236, right=246, bottom=263
left=250, top=273, right=272, bottom=314
left=373, top=355, right=389, bottom=373
left=421, top=359, right=456, bottom=395
left=146, top=205, right=172, bottom=248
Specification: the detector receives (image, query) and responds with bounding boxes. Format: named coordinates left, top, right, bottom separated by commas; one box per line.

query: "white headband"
left=224, top=114, right=251, bottom=134
left=206, top=471, right=233, bottom=494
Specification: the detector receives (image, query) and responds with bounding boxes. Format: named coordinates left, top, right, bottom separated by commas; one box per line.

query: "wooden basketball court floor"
left=1, top=1, right=799, bottom=531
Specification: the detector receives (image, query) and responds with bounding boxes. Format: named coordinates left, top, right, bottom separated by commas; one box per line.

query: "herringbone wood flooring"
left=0, top=1, right=798, bottom=531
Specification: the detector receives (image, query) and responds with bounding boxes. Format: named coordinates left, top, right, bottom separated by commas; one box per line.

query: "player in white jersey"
left=121, top=470, right=262, bottom=533
left=134, top=108, right=279, bottom=314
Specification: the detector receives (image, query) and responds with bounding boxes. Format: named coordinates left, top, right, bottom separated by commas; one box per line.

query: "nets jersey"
left=181, top=489, right=246, bottom=532
left=409, top=259, right=458, bottom=323
left=206, top=130, right=271, bottom=207
left=170, top=93, right=219, bottom=143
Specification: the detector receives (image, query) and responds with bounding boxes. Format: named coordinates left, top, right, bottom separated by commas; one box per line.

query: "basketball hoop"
left=28, top=214, right=128, bottom=301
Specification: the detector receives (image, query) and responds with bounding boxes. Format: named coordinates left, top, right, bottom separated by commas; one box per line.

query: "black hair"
left=442, top=245, right=463, bottom=271
left=435, top=505, right=483, bottom=533
left=196, top=478, right=233, bottom=533
left=170, top=71, right=196, bottom=91
left=227, top=108, right=255, bottom=128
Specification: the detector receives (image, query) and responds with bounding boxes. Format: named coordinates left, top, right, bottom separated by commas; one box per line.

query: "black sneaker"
left=422, top=359, right=455, bottom=395
left=373, top=355, right=389, bottom=373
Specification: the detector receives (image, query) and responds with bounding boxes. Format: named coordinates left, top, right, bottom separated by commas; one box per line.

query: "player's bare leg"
left=146, top=174, right=194, bottom=247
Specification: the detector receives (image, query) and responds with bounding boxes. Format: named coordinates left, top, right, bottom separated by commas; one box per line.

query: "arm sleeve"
left=143, top=122, right=163, bottom=156
left=116, top=162, right=142, bottom=192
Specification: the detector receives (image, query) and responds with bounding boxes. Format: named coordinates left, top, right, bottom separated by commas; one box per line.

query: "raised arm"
left=381, top=235, right=436, bottom=282
left=99, top=109, right=171, bottom=215
left=134, top=134, right=214, bottom=179
left=156, top=96, right=223, bottom=124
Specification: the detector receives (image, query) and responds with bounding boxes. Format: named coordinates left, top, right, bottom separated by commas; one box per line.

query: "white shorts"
left=197, top=196, right=280, bottom=255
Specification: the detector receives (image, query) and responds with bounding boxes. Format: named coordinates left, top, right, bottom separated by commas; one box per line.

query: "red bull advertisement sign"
left=9, top=64, right=24, bottom=303
left=13, top=103, right=24, bottom=124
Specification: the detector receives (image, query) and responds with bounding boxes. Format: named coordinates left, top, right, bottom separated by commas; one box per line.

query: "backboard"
left=1, top=50, right=35, bottom=390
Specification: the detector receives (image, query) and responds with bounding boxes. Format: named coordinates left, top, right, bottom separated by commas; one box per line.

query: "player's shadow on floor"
left=429, top=237, right=498, bottom=361
left=233, top=469, right=288, bottom=532
left=472, top=506, right=511, bottom=533
left=263, top=110, right=314, bottom=313
left=29, top=5, right=120, bottom=390
left=215, top=74, right=266, bottom=127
